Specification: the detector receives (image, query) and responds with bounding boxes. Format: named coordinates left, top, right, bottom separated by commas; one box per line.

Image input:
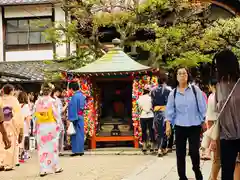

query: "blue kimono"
left=68, top=91, right=86, bottom=154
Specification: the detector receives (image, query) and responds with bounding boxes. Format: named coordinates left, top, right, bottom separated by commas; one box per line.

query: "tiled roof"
left=0, top=0, right=57, bottom=5
left=70, top=47, right=152, bottom=74
left=0, top=61, right=63, bottom=82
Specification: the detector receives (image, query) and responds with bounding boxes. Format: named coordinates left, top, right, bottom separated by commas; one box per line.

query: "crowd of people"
left=137, top=49, right=240, bottom=180
left=0, top=49, right=239, bottom=180
left=0, top=82, right=86, bottom=177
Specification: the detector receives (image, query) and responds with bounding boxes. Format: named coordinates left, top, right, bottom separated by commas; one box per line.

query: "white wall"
left=0, top=8, right=3, bottom=62
left=6, top=50, right=53, bottom=61
left=2, top=4, right=68, bottom=62
left=1, top=4, right=81, bottom=62
left=4, top=5, right=52, bottom=18
left=54, top=4, right=67, bottom=58
left=70, top=43, right=76, bottom=54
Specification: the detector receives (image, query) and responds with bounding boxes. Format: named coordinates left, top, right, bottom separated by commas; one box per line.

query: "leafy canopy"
left=44, top=0, right=240, bottom=72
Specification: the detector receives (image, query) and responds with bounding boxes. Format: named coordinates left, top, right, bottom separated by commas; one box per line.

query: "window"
left=6, top=18, right=52, bottom=47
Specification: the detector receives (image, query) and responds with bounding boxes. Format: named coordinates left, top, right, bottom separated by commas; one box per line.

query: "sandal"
left=55, top=168, right=63, bottom=173
left=162, top=149, right=168, bottom=155
left=4, top=166, right=13, bottom=171
left=203, top=156, right=211, bottom=161
left=167, top=148, right=173, bottom=153
left=40, top=172, right=47, bottom=177
left=0, top=166, right=4, bottom=171
left=157, top=149, right=164, bottom=157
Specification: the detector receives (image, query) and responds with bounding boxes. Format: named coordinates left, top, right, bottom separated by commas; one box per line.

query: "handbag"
left=29, top=136, right=36, bottom=151
left=201, top=78, right=240, bottom=149
left=24, top=136, right=30, bottom=150
left=67, top=122, right=76, bottom=135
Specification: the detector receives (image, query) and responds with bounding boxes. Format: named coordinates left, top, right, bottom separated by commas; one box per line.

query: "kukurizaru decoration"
left=63, top=38, right=159, bottom=149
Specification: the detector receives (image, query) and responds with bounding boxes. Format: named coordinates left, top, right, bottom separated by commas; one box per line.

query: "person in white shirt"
left=18, top=91, right=32, bottom=162
left=204, top=80, right=219, bottom=180
left=137, top=84, right=154, bottom=153
left=52, top=87, right=67, bottom=156
left=206, top=79, right=240, bottom=180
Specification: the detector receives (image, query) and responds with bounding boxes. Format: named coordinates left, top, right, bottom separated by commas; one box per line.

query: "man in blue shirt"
left=68, top=83, right=86, bottom=156
left=165, top=67, right=207, bottom=180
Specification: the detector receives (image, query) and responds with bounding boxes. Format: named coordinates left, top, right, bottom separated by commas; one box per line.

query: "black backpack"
left=173, top=85, right=200, bottom=113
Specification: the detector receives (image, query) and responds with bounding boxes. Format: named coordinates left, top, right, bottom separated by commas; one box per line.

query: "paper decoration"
left=132, top=75, right=158, bottom=139
left=132, top=76, right=143, bottom=139
left=66, top=73, right=158, bottom=139
left=151, top=76, right=158, bottom=89
left=66, top=76, right=96, bottom=137
left=94, top=88, right=100, bottom=133
left=78, top=77, right=96, bottom=137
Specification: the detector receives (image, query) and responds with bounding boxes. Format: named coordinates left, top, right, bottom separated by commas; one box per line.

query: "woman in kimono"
left=34, top=84, right=63, bottom=177
left=0, top=84, right=24, bottom=171
left=0, top=101, right=11, bottom=150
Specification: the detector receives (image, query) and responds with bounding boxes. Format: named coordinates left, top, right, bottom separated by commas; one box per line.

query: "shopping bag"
left=201, top=128, right=212, bottom=149
left=29, top=136, right=36, bottom=151
left=67, top=122, right=76, bottom=135
left=24, top=136, right=30, bottom=151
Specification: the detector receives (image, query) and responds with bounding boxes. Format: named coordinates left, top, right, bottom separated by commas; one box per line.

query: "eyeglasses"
left=177, top=72, right=187, bottom=76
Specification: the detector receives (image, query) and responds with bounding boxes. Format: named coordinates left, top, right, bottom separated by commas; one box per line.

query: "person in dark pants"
left=165, top=67, right=207, bottom=180
left=140, top=117, right=154, bottom=152
left=151, top=71, right=171, bottom=156
left=138, top=84, right=154, bottom=153
left=212, top=49, right=240, bottom=180
left=161, top=124, right=174, bottom=152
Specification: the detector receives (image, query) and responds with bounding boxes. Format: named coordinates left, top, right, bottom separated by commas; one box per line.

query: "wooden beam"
left=95, top=136, right=135, bottom=142
left=212, top=1, right=238, bottom=15
left=2, top=7, right=5, bottom=61
left=0, top=72, right=31, bottom=80
left=191, top=0, right=238, bottom=15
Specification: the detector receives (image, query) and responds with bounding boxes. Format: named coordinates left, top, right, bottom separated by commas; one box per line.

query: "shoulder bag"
left=201, top=78, right=240, bottom=149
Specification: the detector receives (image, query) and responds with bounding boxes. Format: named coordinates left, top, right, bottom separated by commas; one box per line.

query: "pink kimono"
left=34, top=96, right=61, bottom=174
left=0, top=95, right=23, bottom=169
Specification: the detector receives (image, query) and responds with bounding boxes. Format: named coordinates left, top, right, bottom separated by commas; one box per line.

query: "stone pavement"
left=0, top=149, right=212, bottom=180
left=123, top=152, right=212, bottom=180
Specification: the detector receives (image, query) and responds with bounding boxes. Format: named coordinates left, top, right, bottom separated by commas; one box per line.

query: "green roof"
left=70, top=47, right=152, bottom=74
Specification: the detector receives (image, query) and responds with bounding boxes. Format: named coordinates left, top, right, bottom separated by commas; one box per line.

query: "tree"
left=44, top=0, right=240, bottom=73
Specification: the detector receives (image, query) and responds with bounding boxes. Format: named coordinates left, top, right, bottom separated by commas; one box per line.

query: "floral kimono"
left=0, top=95, right=23, bottom=170
left=34, top=96, right=62, bottom=175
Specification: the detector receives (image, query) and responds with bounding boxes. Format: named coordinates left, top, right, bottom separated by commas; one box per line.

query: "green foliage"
left=44, top=0, right=240, bottom=74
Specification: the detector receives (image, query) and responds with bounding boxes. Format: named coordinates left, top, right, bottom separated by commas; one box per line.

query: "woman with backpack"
left=34, top=84, right=63, bottom=177
left=165, top=67, right=207, bottom=180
